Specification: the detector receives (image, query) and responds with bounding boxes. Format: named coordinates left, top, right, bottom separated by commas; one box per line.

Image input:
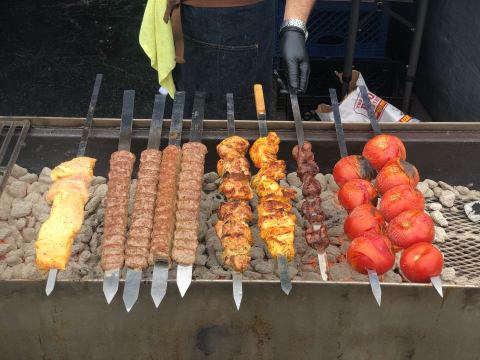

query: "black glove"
left=280, top=28, right=310, bottom=94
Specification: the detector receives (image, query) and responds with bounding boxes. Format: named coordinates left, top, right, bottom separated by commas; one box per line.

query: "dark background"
left=0, top=0, right=478, bottom=121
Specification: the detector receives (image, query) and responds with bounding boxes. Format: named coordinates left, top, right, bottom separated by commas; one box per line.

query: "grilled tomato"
left=387, top=209, right=434, bottom=249
left=338, top=179, right=378, bottom=211
left=344, top=204, right=385, bottom=240
left=376, top=160, right=420, bottom=195
left=380, top=184, right=425, bottom=222
left=400, top=242, right=443, bottom=282
left=333, top=155, right=375, bottom=187
left=362, top=134, right=406, bottom=171
left=347, top=232, right=395, bottom=275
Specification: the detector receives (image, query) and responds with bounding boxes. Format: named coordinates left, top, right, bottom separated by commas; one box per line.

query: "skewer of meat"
left=122, top=94, right=166, bottom=312
left=215, top=93, right=253, bottom=310
left=172, top=92, right=207, bottom=297
left=150, top=91, right=185, bottom=308
left=250, top=84, right=295, bottom=295
left=101, top=90, right=135, bottom=304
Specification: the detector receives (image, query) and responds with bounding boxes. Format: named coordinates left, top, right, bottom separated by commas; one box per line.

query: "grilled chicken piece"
left=217, top=157, right=251, bottom=177
left=50, top=157, right=96, bottom=181
left=218, top=201, right=253, bottom=223
left=217, top=135, right=250, bottom=160
left=249, top=132, right=280, bottom=169
left=219, top=175, right=254, bottom=201
left=251, top=160, right=286, bottom=189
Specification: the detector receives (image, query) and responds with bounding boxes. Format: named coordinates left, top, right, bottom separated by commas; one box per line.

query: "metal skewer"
left=151, top=91, right=185, bottom=308
left=46, top=73, right=103, bottom=296
left=123, top=94, right=166, bottom=312
left=358, top=85, right=443, bottom=298
left=226, top=93, right=243, bottom=310
left=176, top=91, right=206, bottom=298
left=330, top=88, right=382, bottom=306
left=103, top=89, right=134, bottom=304
left=254, top=84, right=292, bottom=295
left=289, top=88, right=328, bottom=282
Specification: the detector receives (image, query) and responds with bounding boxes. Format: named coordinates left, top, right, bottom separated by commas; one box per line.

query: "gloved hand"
left=280, top=28, right=310, bottom=94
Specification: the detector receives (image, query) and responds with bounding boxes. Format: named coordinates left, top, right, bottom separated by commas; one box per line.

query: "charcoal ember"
left=210, top=265, right=231, bottom=279
left=294, top=235, right=308, bottom=254
left=7, top=181, right=28, bottom=198
left=434, top=226, right=448, bottom=243
left=303, top=272, right=324, bottom=281
left=11, top=164, right=28, bottom=178
left=438, top=181, right=455, bottom=192
left=203, top=172, right=219, bottom=184
left=382, top=270, right=403, bottom=283
left=439, top=190, right=456, bottom=208
left=424, top=179, right=438, bottom=189
left=286, top=172, right=302, bottom=188
left=455, top=186, right=470, bottom=196
left=465, top=201, right=480, bottom=223
left=441, top=267, right=456, bottom=282
left=243, top=270, right=262, bottom=280
left=327, top=225, right=344, bottom=238
left=431, top=210, right=448, bottom=227
left=416, top=182, right=430, bottom=195
left=252, top=259, right=275, bottom=274
left=429, top=203, right=443, bottom=211
left=250, top=246, right=265, bottom=260
left=262, top=273, right=278, bottom=280
left=314, top=173, right=328, bottom=190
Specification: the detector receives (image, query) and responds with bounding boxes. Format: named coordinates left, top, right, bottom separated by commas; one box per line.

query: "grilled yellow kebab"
left=215, top=136, right=254, bottom=272
left=249, top=132, right=296, bottom=260
left=35, top=157, right=96, bottom=270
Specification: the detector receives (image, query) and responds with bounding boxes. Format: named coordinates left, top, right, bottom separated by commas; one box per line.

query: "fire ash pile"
left=1, top=164, right=479, bottom=285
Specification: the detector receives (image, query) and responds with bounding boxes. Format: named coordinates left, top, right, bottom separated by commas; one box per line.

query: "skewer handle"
left=254, top=84, right=266, bottom=118
left=226, top=93, right=235, bottom=136
left=329, top=88, right=348, bottom=158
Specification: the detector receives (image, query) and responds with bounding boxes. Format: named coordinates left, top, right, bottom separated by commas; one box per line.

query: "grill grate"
left=434, top=199, right=480, bottom=279
left=0, top=120, right=30, bottom=196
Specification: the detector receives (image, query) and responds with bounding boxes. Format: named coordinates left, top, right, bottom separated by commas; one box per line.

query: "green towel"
left=139, top=0, right=176, bottom=98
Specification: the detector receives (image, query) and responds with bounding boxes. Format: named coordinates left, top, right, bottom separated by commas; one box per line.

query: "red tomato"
left=338, top=179, right=378, bottom=211
left=362, top=134, right=406, bottom=171
left=380, top=184, right=425, bottom=222
left=400, top=242, right=444, bottom=282
left=376, top=160, right=420, bottom=195
left=387, top=209, right=434, bottom=249
left=344, top=204, right=385, bottom=240
left=347, top=232, right=395, bottom=275
left=333, top=155, right=375, bottom=187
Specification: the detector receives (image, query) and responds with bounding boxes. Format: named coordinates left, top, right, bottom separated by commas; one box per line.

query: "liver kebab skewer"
left=150, top=91, right=185, bottom=308
left=122, top=94, right=166, bottom=312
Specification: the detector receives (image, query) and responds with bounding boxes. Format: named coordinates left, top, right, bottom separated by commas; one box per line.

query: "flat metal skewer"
left=226, top=93, right=244, bottom=310
left=176, top=91, right=206, bottom=298
left=330, top=88, right=382, bottom=306
left=290, top=88, right=328, bottom=282
left=103, top=89, right=134, bottom=304
left=151, top=91, right=185, bottom=307
left=123, top=94, right=166, bottom=312
left=359, top=85, right=382, bottom=135
left=430, top=275, right=443, bottom=298
left=254, top=84, right=292, bottom=295
left=46, top=74, right=103, bottom=296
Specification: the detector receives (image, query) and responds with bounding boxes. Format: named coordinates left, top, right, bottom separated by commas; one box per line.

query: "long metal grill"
left=436, top=199, right=480, bottom=279
left=0, top=120, right=31, bottom=195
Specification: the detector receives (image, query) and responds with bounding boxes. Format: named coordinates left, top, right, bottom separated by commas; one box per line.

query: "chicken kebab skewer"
left=122, top=94, right=166, bottom=312
left=290, top=89, right=329, bottom=281
left=330, top=88, right=385, bottom=306
left=215, top=93, right=254, bottom=310
left=101, top=91, right=136, bottom=304
left=251, top=84, right=295, bottom=295
left=39, top=75, right=102, bottom=296
left=172, top=92, right=208, bottom=297
left=150, top=91, right=185, bottom=307
left=359, top=85, right=443, bottom=298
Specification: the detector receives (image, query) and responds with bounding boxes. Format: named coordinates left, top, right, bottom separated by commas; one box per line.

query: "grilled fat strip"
left=125, top=149, right=162, bottom=269
left=150, top=145, right=182, bottom=265
left=249, top=132, right=296, bottom=260
left=35, top=157, right=96, bottom=270
left=101, top=150, right=136, bottom=271
left=171, top=142, right=208, bottom=265
left=215, top=136, right=254, bottom=272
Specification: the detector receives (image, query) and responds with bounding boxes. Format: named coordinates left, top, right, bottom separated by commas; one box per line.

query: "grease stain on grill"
left=196, top=325, right=231, bottom=356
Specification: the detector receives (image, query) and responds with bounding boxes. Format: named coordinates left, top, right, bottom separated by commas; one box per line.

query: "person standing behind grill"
left=141, top=0, right=315, bottom=119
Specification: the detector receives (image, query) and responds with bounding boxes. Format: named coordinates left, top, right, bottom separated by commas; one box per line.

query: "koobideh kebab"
left=36, top=74, right=102, bottom=296
left=251, top=84, right=295, bottom=295
left=122, top=94, right=166, bottom=312
left=290, top=89, right=329, bottom=281
left=215, top=93, right=254, bottom=309
left=150, top=91, right=185, bottom=307
left=101, top=90, right=136, bottom=304
left=172, top=92, right=208, bottom=297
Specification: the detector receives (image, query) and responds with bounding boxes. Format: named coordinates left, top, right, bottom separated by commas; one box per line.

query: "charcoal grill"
left=0, top=117, right=480, bottom=359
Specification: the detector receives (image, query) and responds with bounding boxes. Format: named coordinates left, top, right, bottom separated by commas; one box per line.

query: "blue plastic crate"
left=275, top=1, right=390, bottom=59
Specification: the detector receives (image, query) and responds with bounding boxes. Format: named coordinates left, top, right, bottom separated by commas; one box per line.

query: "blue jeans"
left=173, top=0, right=275, bottom=120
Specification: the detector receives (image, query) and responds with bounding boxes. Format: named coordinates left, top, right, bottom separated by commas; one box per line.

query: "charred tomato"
left=347, top=232, right=395, bottom=275
left=344, top=204, right=385, bottom=240
left=400, top=242, right=444, bottom=282
left=333, top=155, right=375, bottom=187
left=376, top=160, right=420, bottom=195
left=362, top=134, right=406, bottom=171
left=380, top=184, right=425, bottom=222
left=338, top=179, right=378, bottom=211
left=387, top=209, right=434, bottom=249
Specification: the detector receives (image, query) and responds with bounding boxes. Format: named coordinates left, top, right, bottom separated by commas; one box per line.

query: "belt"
left=164, top=0, right=262, bottom=63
